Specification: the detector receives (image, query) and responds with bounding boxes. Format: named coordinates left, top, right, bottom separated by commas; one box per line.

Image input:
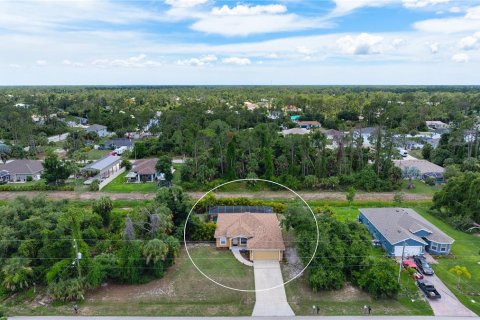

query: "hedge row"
left=0, top=184, right=74, bottom=191
left=194, top=194, right=287, bottom=214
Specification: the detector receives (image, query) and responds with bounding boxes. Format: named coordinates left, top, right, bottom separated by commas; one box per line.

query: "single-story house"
left=281, top=128, right=310, bottom=136
left=358, top=208, right=454, bottom=257
left=298, top=121, right=321, bottom=129
left=100, top=138, right=134, bottom=151
left=85, top=124, right=109, bottom=138
left=208, top=205, right=273, bottom=222
left=214, top=212, right=285, bottom=261
left=0, top=160, right=44, bottom=182
left=126, top=158, right=159, bottom=183
left=426, top=121, right=449, bottom=131
left=81, top=155, right=121, bottom=183
left=394, top=159, right=445, bottom=184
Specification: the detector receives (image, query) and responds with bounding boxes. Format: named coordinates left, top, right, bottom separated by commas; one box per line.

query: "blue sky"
left=1, top=0, right=480, bottom=85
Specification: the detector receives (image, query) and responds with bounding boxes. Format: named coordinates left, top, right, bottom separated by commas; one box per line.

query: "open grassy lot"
left=283, top=269, right=432, bottom=316
left=400, top=180, right=442, bottom=196
left=85, top=149, right=110, bottom=160
left=102, top=172, right=159, bottom=193
left=3, top=245, right=255, bottom=316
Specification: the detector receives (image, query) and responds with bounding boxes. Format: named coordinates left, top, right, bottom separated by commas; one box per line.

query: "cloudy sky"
left=1, top=0, right=480, bottom=85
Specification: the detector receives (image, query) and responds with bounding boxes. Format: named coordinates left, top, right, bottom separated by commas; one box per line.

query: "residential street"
left=424, top=274, right=477, bottom=317
left=8, top=316, right=480, bottom=319
left=0, top=191, right=433, bottom=201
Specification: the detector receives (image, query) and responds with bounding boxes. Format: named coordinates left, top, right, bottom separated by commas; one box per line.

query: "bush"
left=26, top=176, right=33, bottom=182
left=121, top=159, right=132, bottom=170
left=0, top=184, right=74, bottom=191
left=89, top=179, right=100, bottom=191
left=425, top=176, right=436, bottom=186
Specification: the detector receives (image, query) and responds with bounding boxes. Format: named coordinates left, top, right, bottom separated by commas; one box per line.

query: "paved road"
left=252, top=260, right=294, bottom=316
left=0, top=191, right=433, bottom=201
left=8, top=316, right=480, bottom=319
left=424, top=274, right=477, bottom=317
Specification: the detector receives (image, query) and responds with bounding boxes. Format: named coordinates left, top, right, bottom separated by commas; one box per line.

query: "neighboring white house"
left=85, top=124, right=109, bottom=137
left=81, top=155, right=121, bottom=184
left=0, top=160, right=44, bottom=182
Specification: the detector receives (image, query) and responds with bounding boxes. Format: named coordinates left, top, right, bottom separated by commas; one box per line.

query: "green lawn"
left=401, top=180, right=442, bottom=196
left=3, top=245, right=255, bottom=316
left=102, top=172, right=160, bottom=193
left=85, top=149, right=110, bottom=160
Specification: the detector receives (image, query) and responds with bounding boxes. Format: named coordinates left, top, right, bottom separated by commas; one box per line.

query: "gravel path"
left=0, top=191, right=432, bottom=201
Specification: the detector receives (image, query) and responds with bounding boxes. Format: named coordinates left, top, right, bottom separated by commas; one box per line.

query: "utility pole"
left=73, top=239, right=82, bottom=279
left=397, top=241, right=406, bottom=284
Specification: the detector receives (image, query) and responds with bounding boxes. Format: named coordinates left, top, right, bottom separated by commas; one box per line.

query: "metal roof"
left=81, top=155, right=121, bottom=172
left=208, top=206, right=273, bottom=215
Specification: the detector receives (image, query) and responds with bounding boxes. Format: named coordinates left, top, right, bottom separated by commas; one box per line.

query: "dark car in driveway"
left=414, top=256, right=434, bottom=275
left=417, top=279, right=441, bottom=299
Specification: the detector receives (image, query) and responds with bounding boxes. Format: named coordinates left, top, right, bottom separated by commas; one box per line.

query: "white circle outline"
left=183, top=178, right=320, bottom=292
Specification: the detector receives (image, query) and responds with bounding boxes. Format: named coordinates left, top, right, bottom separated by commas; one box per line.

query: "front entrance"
left=232, top=237, right=247, bottom=247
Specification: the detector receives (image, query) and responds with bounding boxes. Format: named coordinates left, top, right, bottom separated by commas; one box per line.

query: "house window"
left=240, top=238, right=247, bottom=245
left=431, top=243, right=437, bottom=251
left=440, top=244, right=447, bottom=252
left=220, top=237, right=227, bottom=245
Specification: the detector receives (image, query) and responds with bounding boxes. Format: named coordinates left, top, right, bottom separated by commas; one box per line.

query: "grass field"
left=85, top=149, right=110, bottom=160
left=400, top=180, right=442, bottom=196
left=102, top=172, right=160, bottom=193
left=3, top=245, right=255, bottom=316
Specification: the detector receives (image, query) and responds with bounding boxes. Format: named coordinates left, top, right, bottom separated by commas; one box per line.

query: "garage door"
left=394, top=245, right=423, bottom=257
left=251, top=250, right=279, bottom=261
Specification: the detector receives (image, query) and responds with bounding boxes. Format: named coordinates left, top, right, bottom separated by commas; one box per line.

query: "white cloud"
left=7, top=64, right=20, bottom=68
left=212, top=4, right=287, bottom=16
left=164, top=0, right=208, bottom=8
left=221, top=57, right=252, bottom=65
left=329, top=0, right=398, bottom=17
left=451, top=52, right=470, bottom=62
left=92, top=54, right=161, bottom=68
left=403, top=0, right=450, bottom=9
left=36, top=60, right=47, bottom=66
left=337, top=33, right=384, bottom=55
left=459, top=35, right=479, bottom=50
left=429, top=42, right=439, bottom=53
left=296, top=46, right=315, bottom=55
left=414, top=5, right=480, bottom=33
left=191, top=13, right=326, bottom=36
left=176, top=54, right=217, bottom=66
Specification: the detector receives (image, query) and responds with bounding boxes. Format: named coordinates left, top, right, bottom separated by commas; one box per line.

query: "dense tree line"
left=0, top=186, right=209, bottom=301
left=283, top=205, right=400, bottom=298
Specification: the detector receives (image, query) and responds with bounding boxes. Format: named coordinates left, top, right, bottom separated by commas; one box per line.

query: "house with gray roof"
left=358, top=208, right=454, bottom=257
left=0, top=160, right=44, bottom=182
left=81, top=155, right=121, bottom=184
left=85, top=124, right=109, bottom=137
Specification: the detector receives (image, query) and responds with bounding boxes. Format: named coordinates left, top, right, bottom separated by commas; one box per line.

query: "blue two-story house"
left=358, top=208, right=454, bottom=257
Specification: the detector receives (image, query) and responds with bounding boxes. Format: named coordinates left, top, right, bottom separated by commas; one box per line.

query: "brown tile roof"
left=132, top=158, right=158, bottom=175
left=0, top=160, right=43, bottom=174
left=214, top=213, right=285, bottom=250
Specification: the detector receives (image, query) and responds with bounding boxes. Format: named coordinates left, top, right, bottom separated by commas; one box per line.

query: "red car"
left=402, top=260, right=424, bottom=279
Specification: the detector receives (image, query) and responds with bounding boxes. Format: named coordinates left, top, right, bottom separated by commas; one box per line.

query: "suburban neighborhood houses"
left=0, top=159, right=44, bottom=183
left=359, top=208, right=454, bottom=257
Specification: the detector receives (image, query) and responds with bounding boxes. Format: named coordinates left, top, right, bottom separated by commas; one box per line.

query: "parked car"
left=417, top=279, right=441, bottom=299
left=414, top=256, right=434, bottom=275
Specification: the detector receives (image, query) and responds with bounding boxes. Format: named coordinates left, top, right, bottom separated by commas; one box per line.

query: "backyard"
left=102, top=172, right=159, bottom=193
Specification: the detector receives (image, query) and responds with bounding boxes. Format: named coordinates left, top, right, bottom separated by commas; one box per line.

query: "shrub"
left=26, top=176, right=33, bottom=182
left=120, top=159, right=132, bottom=170
left=89, top=179, right=100, bottom=191
left=0, top=184, right=74, bottom=191
left=425, top=176, right=436, bottom=186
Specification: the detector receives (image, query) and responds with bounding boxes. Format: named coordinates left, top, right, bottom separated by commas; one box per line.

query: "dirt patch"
left=283, top=247, right=304, bottom=279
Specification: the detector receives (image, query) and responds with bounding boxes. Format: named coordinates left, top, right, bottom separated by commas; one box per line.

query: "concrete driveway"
left=422, top=274, right=477, bottom=317
left=251, top=260, right=294, bottom=316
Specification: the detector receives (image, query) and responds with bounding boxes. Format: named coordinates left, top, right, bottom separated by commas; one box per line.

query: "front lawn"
left=102, top=172, right=159, bottom=193
left=4, top=245, right=255, bottom=316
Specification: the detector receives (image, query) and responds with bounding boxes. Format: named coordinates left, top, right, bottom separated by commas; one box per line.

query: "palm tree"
left=449, top=265, right=471, bottom=289
left=2, top=257, right=33, bottom=291
left=142, top=239, right=168, bottom=265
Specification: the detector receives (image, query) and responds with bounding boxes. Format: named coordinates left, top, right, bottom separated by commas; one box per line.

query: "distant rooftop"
left=209, top=206, right=273, bottom=215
